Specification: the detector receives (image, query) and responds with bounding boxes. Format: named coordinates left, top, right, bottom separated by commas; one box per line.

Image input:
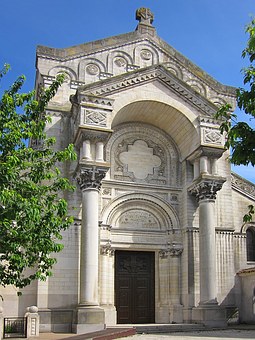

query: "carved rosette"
left=76, top=166, right=108, bottom=190
left=189, top=177, right=226, bottom=202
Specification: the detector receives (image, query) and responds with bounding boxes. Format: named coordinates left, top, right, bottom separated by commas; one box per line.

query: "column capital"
left=100, top=241, right=114, bottom=256
left=169, top=244, right=183, bottom=257
left=76, top=165, right=108, bottom=190
left=188, top=175, right=226, bottom=202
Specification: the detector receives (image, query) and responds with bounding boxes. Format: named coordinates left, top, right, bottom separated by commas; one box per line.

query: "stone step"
left=71, top=327, right=136, bottom=340
left=134, top=323, right=205, bottom=334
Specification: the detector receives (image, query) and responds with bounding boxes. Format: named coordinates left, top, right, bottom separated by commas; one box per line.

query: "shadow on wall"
left=221, top=272, right=255, bottom=325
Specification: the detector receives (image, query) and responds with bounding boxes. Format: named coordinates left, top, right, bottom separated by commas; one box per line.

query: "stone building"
left=1, top=7, right=255, bottom=333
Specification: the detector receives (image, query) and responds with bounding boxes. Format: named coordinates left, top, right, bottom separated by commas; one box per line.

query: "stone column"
left=74, top=166, right=108, bottom=334
left=189, top=175, right=227, bottom=326
left=190, top=178, right=225, bottom=304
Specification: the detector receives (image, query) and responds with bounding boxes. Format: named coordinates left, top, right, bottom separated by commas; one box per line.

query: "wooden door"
left=115, top=251, right=155, bottom=324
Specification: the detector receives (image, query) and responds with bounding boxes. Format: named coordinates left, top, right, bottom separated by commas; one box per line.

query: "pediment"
left=75, top=64, right=223, bottom=118
left=37, top=11, right=236, bottom=114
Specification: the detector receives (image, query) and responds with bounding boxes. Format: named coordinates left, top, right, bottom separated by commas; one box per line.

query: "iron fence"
left=3, top=317, right=27, bottom=338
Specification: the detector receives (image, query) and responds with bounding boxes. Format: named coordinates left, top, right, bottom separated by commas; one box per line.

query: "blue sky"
left=1, top=0, right=254, bottom=182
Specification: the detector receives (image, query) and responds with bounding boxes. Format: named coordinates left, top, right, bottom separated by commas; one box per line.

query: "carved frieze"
left=231, top=172, right=255, bottom=200
left=76, top=166, right=108, bottom=190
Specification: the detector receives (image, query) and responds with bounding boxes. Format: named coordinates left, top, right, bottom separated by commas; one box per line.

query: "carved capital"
left=169, top=246, right=183, bottom=257
left=159, top=249, right=169, bottom=259
left=100, top=241, right=114, bottom=256
left=189, top=175, right=226, bottom=202
left=76, top=166, right=108, bottom=190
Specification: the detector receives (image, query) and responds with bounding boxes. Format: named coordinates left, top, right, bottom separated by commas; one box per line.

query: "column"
left=74, top=166, right=108, bottom=334
left=199, top=198, right=217, bottom=304
left=189, top=176, right=227, bottom=327
left=77, top=166, right=107, bottom=305
left=189, top=178, right=225, bottom=305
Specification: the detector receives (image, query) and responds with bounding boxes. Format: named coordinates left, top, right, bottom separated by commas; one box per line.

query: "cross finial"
left=136, top=7, right=154, bottom=26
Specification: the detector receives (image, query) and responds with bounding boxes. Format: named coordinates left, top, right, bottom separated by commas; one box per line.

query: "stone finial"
left=136, top=8, right=154, bottom=26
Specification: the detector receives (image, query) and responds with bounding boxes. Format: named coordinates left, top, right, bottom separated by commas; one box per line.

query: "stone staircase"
left=134, top=323, right=205, bottom=334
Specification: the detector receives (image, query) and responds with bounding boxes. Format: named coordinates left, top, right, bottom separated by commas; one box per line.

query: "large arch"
left=110, top=98, right=199, bottom=160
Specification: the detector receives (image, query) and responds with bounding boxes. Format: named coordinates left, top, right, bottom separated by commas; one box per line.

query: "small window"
left=246, top=227, right=255, bottom=261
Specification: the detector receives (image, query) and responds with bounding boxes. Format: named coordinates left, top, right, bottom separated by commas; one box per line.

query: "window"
left=246, top=227, right=255, bottom=261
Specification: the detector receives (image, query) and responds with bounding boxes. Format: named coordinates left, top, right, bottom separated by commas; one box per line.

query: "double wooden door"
left=115, top=251, right=155, bottom=324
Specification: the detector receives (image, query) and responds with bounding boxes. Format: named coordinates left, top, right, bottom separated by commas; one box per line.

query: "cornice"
left=231, top=172, right=255, bottom=201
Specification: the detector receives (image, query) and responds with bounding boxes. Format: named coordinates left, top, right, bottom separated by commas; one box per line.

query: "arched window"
left=246, top=227, right=255, bottom=261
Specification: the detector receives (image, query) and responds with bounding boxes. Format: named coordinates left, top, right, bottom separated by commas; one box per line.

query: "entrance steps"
left=132, top=323, right=206, bottom=334
left=79, top=324, right=205, bottom=339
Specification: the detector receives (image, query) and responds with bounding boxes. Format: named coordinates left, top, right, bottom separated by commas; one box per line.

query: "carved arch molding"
left=101, top=192, right=180, bottom=233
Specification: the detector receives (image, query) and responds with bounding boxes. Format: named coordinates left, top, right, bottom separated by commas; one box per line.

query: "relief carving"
left=86, top=64, right=100, bottom=75
left=117, top=209, right=160, bottom=230
left=203, top=129, right=222, bottom=145
left=140, top=49, right=152, bottom=60
left=85, top=109, right=107, bottom=126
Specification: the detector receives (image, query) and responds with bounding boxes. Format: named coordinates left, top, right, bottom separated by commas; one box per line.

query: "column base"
left=192, top=304, right=227, bottom=327
left=101, top=305, right=117, bottom=326
left=169, top=304, right=183, bottom=324
left=72, top=306, right=105, bottom=334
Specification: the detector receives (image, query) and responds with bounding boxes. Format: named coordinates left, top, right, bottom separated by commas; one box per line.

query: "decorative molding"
left=231, top=172, right=255, bottom=200
left=188, top=175, right=226, bottom=202
left=76, top=166, right=108, bottom=190
left=81, top=66, right=219, bottom=117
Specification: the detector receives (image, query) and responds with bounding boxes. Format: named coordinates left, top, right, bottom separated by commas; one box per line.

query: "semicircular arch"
left=101, top=192, right=180, bottom=232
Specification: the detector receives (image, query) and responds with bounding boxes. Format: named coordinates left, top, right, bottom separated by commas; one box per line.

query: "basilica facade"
left=2, top=8, right=255, bottom=333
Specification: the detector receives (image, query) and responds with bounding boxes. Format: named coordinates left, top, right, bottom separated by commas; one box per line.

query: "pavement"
left=31, top=326, right=255, bottom=340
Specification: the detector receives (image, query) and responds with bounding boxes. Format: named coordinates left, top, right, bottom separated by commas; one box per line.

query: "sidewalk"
left=32, top=326, right=255, bottom=340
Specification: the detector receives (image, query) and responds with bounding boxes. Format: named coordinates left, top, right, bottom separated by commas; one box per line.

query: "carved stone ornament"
left=203, top=129, right=222, bottom=145
left=85, top=109, right=107, bottom=126
left=136, top=7, right=154, bottom=25
left=169, top=245, right=183, bottom=257
left=100, top=241, right=114, bottom=256
left=86, top=64, right=99, bottom=75
left=189, top=177, right=225, bottom=202
left=76, top=166, right=108, bottom=190
left=140, top=49, right=152, bottom=60
left=114, top=57, right=127, bottom=68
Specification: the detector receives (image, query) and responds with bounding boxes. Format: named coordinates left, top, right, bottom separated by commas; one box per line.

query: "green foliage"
left=216, top=19, right=255, bottom=223
left=0, top=65, right=76, bottom=289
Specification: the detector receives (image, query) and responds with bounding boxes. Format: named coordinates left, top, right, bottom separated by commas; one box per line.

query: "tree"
left=0, top=65, right=76, bottom=290
left=216, top=19, right=255, bottom=222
